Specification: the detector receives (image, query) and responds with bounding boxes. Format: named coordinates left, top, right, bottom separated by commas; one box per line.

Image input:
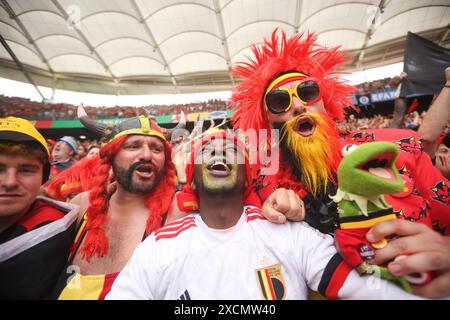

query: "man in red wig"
left=231, top=29, right=450, bottom=298
left=50, top=106, right=176, bottom=299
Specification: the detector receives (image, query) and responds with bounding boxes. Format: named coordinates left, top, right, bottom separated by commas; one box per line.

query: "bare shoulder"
left=164, top=191, right=188, bottom=225
left=70, top=191, right=90, bottom=225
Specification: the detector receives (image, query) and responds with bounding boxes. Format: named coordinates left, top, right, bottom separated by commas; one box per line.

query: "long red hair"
left=81, top=135, right=176, bottom=262
left=231, top=29, right=355, bottom=135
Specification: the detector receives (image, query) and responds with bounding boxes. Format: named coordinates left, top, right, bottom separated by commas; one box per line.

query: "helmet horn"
left=78, top=104, right=108, bottom=137
left=167, top=111, right=186, bottom=134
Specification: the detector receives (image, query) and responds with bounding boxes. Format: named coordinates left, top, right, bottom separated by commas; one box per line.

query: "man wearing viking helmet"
left=231, top=29, right=450, bottom=298
left=49, top=106, right=177, bottom=300
left=45, top=110, right=187, bottom=201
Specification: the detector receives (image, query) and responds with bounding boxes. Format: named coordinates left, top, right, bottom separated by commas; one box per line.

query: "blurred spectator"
left=435, top=134, right=450, bottom=179
left=404, top=111, right=421, bottom=131
left=50, top=136, right=79, bottom=178
left=86, top=145, right=100, bottom=159
left=75, top=145, right=87, bottom=160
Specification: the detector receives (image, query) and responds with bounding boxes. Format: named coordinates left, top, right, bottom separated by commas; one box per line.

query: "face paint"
left=193, top=138, right=246, bottom=197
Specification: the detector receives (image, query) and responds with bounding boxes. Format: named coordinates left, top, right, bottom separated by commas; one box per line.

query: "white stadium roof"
left=0, top=0, right=449, bottom=95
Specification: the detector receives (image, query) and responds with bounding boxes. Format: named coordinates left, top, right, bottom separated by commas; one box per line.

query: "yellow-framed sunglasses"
left=264, top=76, right=321, bottom=114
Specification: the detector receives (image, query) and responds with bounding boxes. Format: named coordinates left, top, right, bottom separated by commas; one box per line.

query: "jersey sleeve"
left=294, top=223, right=423, bottom=299
left=106, top=237, right=157, bottom=300
left=408, top=136, right=450, bottom=235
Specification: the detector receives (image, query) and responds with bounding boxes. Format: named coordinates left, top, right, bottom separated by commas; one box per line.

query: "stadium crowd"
left=1, top=31, right=449, bottom=301
left=0, top=95, right=229, bottom=120
left=0, top=76, right=403, bottom=121
left=355, top=76, right=402, bottom=95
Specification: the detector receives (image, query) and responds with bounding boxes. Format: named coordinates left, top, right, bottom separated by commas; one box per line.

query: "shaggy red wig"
left=44, top=156, right=99, bottom=201
left=231, top=29, right=355, bottom=134
left=80, top=135, right=176, bottom=262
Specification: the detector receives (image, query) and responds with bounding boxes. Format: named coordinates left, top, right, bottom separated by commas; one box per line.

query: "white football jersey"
left=107, top=206, right=420, bottom=300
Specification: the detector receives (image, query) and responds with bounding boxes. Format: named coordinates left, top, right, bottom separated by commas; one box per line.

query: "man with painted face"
left=231, top=30, right=450, bottom=298
left=49, top=106, right=176, bottom=299
left=107, top=130, right=423, bottom=300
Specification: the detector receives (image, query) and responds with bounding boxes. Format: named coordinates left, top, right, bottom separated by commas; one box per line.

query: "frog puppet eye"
left=342, top=144, right=358, bottom=157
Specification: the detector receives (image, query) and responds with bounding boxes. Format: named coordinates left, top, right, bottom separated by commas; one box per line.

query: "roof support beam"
left=129, top=0, right=178, bottom=92
left=1, top=0, right=54, bottom=74
left=213, top=0, right=235, bottom=86
left=51, top=0, right=117, bottom=81
left=356, top=0, right=389, bottom=68
left=0, top=34, right=46, bottom=100
left=294, top=0, right=302, bottom=33
left=440, top=26, right=450, bottom=44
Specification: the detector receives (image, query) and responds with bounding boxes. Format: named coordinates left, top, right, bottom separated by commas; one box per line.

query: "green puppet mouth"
left=330, top=142, right=405, bottom=216
left=337, top=142, right=404, bottom=198
left=357, top=151, right=398, bottom=183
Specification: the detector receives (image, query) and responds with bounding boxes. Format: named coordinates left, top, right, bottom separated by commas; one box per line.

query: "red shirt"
left=254, top=128, right=450, bottom=235
left=341, top=129, right=450, bottom=235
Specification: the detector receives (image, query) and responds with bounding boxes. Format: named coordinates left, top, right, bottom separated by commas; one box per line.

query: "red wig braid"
left=231, top=29, right=355, bottom=134
left=80, top=135, right=176, bottom=262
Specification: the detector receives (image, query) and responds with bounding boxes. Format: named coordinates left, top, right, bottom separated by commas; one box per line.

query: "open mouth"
left=134, top=164, right=154, bottom=179
left=295, top=116, right=316, bottom=137
left=206, top=159, right=232, bottom=177
left=358, top=151, right=397, bottom=181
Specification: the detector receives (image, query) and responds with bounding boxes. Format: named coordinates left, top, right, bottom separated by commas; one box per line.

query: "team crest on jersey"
left=255, top=263, right=286, bottom=300
left=396, top=137, right=423, bottom=154
left=351, top=131, right=375, bottom=143
left=430, top=180, right=450, bottom=206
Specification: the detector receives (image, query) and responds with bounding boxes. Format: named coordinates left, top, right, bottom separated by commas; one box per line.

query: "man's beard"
left=275, top=112, right=341, bottom=197
left=112, top=160, right=164, bottom=194
left=193, top=164, right=244, bottom=198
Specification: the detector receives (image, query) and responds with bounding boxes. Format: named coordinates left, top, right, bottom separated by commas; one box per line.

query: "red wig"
left=80, top=135, right=176, bottom=262
left=44, top=156, right=99, bottom=201
left=231, top=29, right=355, bottom=134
